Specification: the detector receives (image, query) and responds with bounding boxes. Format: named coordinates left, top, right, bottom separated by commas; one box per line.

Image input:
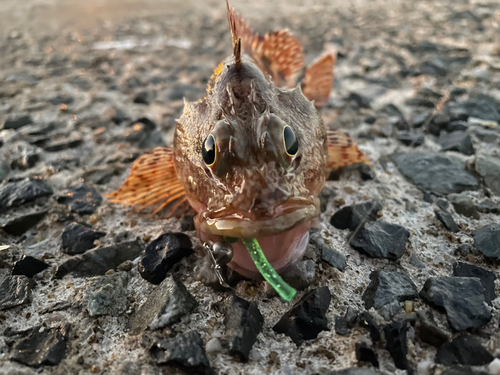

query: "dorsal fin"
left=228, top=4, right=305, bottom=88
left=226, top=0, right=242, bottom=67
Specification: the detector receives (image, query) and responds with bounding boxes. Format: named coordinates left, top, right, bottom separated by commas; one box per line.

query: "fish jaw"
left=194, top=199, right=320, bottom=278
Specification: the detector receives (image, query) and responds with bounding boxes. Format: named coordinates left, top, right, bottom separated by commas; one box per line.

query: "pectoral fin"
left=326, top=130, right=371, bottom=171
left=106, top=147, right=191, bottom=218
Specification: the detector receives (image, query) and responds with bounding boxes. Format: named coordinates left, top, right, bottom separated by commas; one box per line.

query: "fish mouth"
left=195, top=199, right=319, bottom=278
left=196, top=198, right=319, bottom=238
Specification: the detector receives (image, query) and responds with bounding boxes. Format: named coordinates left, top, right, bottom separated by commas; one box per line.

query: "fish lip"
left=196, top=199, right=319, bottom=238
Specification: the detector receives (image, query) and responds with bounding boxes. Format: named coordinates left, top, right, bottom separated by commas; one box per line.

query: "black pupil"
left=202, top=134, right=216, bottom=165
left=284, top=126, right=298, bottom=155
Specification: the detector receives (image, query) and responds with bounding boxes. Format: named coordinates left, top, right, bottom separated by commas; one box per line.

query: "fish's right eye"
left=202, top=134, right=217, bottom=166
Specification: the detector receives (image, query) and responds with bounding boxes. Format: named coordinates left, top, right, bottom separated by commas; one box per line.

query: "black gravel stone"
left=0, top=275, right=31, bottom=310
left=417, top=311, right=449, bottom=348
left=391, top=152, right=479, bottom=196
left=49, top=95, right=73, bottom=105
left=439, top=131, right=475, bottom=155
left=441, top=366, right=489, bottom=375
left=55, top=239, right=143, bottom=278
left=427, top=114, right=450, bottom=136
left=436, top=333, right=494, bottom=366
left=347, top=92, right=371, bottom=108
left=475, top=156, right=500, bottom=196
left=405, top=97, right=435, bottom=108
left=273, top=286, right=331, bottom=346
left=8, top=142, right=41, bottom=170
left=282, top=259, right=316, bottom=290
left=55, top=181, right=102, bottom=214
left=86, top=272, right=128, bottom=316
left=0, top=178, right=53, bottom=214
left=3, top=114, right=33, bottom=130
left=409, top=254, right=426, bottom=269
left=10, top=324, right=70, bottom=367
left=43, top=137, right=83, bottom=152
left=334, top=307, right=358, bottom=336
left=319, top=185, right=336, bottom=212
left=180, top=213, right=196, bottom=231
left=327, top=369, right=377, bottom=375
left=330, top=200, right=382, bottom=231
left=224, top=295, right=264, bottom=361
left=397, top=131, right=425, bottom=147
left=349, top=221, right=410, bottom=260
left=355, top=342, right=379, bottom=367
left=133, top=90, right=153, bottom=105
left=435, top=198, right=450, bottom=211
left=448, top=193, right=479, bottom=219
left=1, top=210, right=48, bottom=236
left=384, top=321, right=409, bottom=370
left=362, top=265, right=418, bottom=310
left=321, top=246, right=347, bottom=272
left=129, top=275, right=198, bottom=334
left=452, top=262, right=496, bottom=305
left=419, top=277, right=492, bottom=331
left=473, top=223, right=500, bottom=260
left=435, top=208, right=460, bottom=232
left=138, top=233, right=194, bottom=285
left=477, top=199, right=499, bottom=214
left=12, top=255, right=49, bottom=277
left=358, top=312, right=381, bottom=342
left=447, top=121, right=469, bottom=132
left=151, top=331, right=211, bottom=375
left=455, top=93, right=500, bottom=122
left=61, top=222, right=106, bottom=255
left=456, top=244, right=472, bottom=256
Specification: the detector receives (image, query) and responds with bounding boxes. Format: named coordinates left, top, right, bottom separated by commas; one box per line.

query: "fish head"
left=174, top=55, right=327, bottom=277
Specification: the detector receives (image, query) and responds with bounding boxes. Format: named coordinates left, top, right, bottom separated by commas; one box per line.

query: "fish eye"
left=283, top=125, right=298, bottom=157
left=202, top=134, right=217, bottom=166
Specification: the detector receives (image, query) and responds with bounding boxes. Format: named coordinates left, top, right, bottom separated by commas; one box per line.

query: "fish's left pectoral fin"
left=326, top=129, right=371, bottom=171
left=105, top=147, right=191, bottom=218
left=301, top=49, right=336, bottom=106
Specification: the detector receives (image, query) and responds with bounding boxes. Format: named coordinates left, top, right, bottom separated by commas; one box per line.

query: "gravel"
left=1, top=0, right=500, bottom=373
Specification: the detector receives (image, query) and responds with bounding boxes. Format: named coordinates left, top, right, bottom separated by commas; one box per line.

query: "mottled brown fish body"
left=107, top=3, right=371, bottom=278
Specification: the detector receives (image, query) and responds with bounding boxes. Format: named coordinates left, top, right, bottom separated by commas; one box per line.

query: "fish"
left=107, top=1, right=370, bottom=278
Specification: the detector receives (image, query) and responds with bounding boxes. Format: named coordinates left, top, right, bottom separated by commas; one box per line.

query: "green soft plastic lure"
left=241, top=238, right=297, bottom=302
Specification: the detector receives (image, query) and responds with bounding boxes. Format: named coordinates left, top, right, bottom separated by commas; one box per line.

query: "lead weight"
left=212, top=241, right=234, bottom=265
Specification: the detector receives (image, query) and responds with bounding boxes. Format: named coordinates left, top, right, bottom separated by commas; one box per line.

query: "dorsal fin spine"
left=226, top=0, right=242, bottom=67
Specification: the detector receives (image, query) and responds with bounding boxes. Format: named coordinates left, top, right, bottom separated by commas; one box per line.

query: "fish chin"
left=228, top=222, right=312, bottom=278
left=195, top=201, right=320, bottom=279
left=198, top=219, right=315, bottom=279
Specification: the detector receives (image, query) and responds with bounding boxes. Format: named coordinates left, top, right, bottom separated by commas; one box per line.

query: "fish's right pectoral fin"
left=301, top=49, right=336, bottom=106
left=326, top=130, right=371, bottom=171
left=106, top=147, right=191, bottom=218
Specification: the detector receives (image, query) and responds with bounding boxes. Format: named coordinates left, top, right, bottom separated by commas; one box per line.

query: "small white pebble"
left=205, top=338, right=222, bottom=353
left=489, top=358, right=500, bottom=375
left=417, top=360, right=432, bottom=375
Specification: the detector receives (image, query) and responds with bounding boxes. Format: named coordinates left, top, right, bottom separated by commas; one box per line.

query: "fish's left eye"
left=202, top=134, right=217, bottom=166
left=283, top=125, right=298, bottom=157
